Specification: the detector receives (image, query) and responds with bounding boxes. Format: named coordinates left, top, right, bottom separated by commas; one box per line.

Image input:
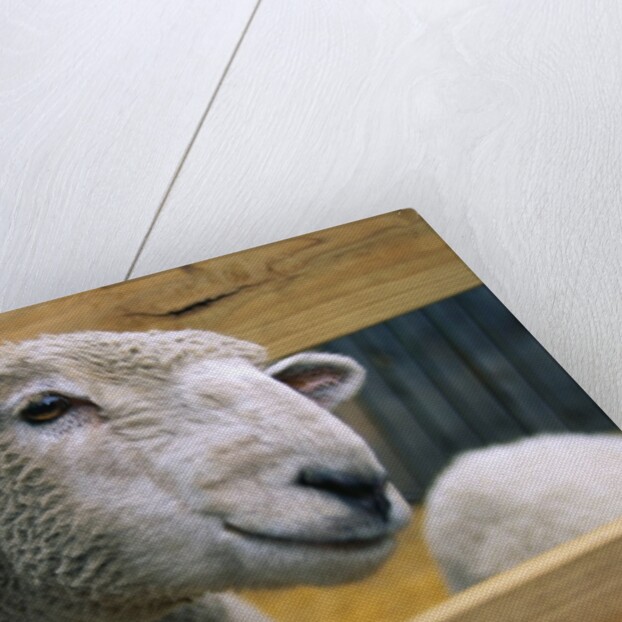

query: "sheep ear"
left=266, top=352, right=366, bottom=410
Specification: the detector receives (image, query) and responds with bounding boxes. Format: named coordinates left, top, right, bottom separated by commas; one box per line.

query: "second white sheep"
left=424, top=432, right=622, bottom=592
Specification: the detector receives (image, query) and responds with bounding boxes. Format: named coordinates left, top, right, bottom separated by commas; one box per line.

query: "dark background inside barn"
left=323, top=285, right=616, bottom=502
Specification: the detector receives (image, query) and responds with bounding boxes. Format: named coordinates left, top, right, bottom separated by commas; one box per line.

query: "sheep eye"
left=20, top=393, right=74, bottom=424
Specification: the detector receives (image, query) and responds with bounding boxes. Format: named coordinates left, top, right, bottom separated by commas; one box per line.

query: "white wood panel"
left=0, top=0, right=257, bottom=312
left=134, top=0, right=622, bottom=427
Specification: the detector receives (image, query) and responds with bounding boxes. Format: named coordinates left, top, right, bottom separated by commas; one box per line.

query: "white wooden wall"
left=2, top=0, right=622, bottom=426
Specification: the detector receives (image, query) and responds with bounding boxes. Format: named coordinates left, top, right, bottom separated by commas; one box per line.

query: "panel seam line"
left=124, top=0, right=264, bottom=281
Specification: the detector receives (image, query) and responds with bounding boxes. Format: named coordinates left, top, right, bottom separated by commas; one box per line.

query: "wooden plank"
left=387, top=312, right=526, bottom=443
left=0, top=0, right=257, bottom=312
left=423, top=299, right=568, bottom=434
left=348, top=325, right=482, bottom=453
left=412, top=516, right=622, bottom=622
left=0, top=211, right=480, bottom=360
left=456, top=288, right=618, bottom=433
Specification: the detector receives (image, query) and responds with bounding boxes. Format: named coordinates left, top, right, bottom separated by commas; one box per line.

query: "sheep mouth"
left=223, top=523, right=393, bottom=552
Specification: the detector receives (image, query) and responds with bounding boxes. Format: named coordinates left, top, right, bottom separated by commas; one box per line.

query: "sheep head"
left=0, top=330, right=410, bottom=619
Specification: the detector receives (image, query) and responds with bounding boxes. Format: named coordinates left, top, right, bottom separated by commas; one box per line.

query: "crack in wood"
left=127, top=281, right=265, bottom=317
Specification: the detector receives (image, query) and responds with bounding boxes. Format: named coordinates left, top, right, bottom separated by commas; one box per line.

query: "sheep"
left=424, top=432, right=622, bottom=592
left=0, top=329, right=411, bottom=622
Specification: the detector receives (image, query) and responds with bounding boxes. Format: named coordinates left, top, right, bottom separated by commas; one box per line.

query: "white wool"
left=424, top=433, right=622, bottom=592
left=0, top=330, right=410, bottom=622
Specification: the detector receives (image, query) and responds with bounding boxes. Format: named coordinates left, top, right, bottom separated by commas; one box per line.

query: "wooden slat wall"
left=323, top=286, right=616, bottom=502
left=457, top=288, right=608, bottom=431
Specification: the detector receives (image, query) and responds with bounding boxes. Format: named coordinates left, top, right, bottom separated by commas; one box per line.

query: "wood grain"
left=130, top=0, right=622, bottom=429
left=412, top=515, right=622, bottom=622
left=0, top=211, right=479, bottom=359
left=0, top=0, right=257, bottom=312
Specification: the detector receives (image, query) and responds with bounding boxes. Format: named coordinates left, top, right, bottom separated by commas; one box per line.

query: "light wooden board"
left=412, top=515, right=622, bottom=622
left=0, top=0, right=257, bottom=313
left=0, top=211, right=479, bottom=359
left=131, top=0, right=622, bottom=428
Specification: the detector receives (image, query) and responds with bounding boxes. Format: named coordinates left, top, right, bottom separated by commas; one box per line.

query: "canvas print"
left=0, top=210, right=616, bottom=622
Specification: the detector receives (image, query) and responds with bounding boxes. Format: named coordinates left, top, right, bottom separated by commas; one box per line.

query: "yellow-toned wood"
left=412, top=515, right=622, bottom=622
left=243, top=507, right=448, bottom=622
left=0, top=210, right=479, bottom=359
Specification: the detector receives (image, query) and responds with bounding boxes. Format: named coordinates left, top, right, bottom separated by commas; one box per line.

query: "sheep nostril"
left=296, top=467, right=392, bottom=522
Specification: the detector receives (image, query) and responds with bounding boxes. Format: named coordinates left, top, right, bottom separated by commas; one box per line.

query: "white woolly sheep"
left=0, top=329, right=411, bottom=622
left=424, top=432, right=622, bottom=592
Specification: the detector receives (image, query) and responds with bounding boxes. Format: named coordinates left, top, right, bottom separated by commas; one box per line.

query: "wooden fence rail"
left=0, top=210, right=478, bottom=359
left=413, top=516, right=622, bottom=622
